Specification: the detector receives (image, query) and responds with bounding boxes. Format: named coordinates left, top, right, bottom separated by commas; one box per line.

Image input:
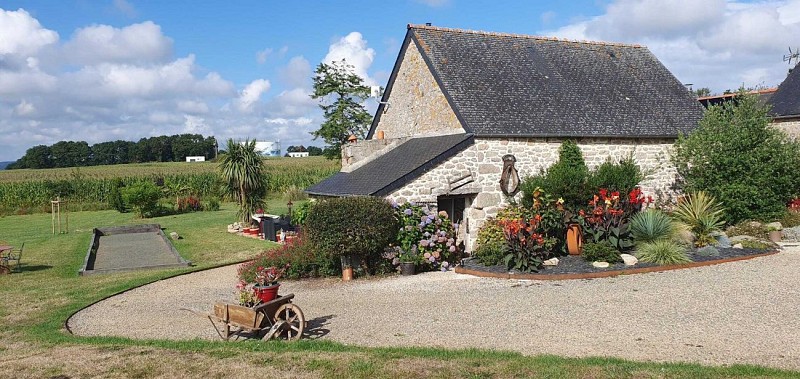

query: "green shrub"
left=291, top=201, right=315, bottom=226
left=237, top=238, right=337, bottom=280
left=672, top=91, right=800, bottom=223
left=121, top=181, right=161, bottom=217
left=473, top=218, right=507, bottom=266
left=305, top=197, right=398, bottom=271
left=521, top=140, right=588, bottom=209
left=672, top=191, right=725, bottom=247
left=779, top=210, right=800, bottom=228
left=587, top=155, right=644, bottom=195
left=109, top=179, right=127, bottom=213
left=630, top=208, right=674, bottom=244
left=636, top=240, right=691, bottom=265
left=582, top=241, right=622, bottom=263
left=205, top=196, right=220, bottom=211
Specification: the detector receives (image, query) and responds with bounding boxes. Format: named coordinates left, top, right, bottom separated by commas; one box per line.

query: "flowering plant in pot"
left=249, top=264, right=289, bottom=303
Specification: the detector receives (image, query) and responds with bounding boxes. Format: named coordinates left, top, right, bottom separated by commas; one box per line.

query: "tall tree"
left=672, top=91, right=800, bottom=223
left=311, top=59, right=372, bottom=159
left=219, top=139, right=268, bottom=224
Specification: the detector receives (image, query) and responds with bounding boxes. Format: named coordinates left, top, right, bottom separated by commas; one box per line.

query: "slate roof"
left=370, top=25, right=704, bottom=139
left=769, top=65, right=800, bottom=117
left=306, top=133, right=474, bottom=197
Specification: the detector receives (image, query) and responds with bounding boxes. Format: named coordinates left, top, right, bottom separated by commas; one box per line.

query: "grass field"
left=0, top=204, right=798, bottom=377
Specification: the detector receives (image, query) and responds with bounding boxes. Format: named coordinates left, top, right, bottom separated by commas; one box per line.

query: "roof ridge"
left=407, top=23, right=642, bottom=48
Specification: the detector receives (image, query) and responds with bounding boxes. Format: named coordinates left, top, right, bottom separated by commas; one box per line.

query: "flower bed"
left=458, top=247, right=777, bottom=280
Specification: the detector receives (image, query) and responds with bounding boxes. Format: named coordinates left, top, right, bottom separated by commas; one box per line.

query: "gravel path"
left=69, top=246, right=800, bottom=371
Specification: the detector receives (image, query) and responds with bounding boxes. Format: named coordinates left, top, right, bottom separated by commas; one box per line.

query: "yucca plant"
left=636, top=240, right=692, bottom=265
left=672, top=191, right=725, bottom=247
left=630, top=208, right=674, bottom=244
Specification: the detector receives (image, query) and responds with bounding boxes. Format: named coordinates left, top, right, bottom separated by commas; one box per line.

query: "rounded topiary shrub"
left=305, top=196, right=399, bottom=271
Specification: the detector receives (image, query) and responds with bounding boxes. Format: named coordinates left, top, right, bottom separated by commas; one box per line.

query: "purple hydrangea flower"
left=420, top=240, right=430, bottom=247
left=449, top=245, right=456, bottom=252
left=424, top=232, right=430, bottom=237
left=391, top=200, right=399, bottom=208
left=429, top=256, right=436, bottom=262
left=404, top=208, right=413, bottom=215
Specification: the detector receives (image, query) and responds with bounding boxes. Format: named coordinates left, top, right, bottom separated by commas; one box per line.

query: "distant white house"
left=185, top=156, right=205, bottom=162
left=253, top=141, right=281, bottom=157
left=287, top=152, right=309, bottom=158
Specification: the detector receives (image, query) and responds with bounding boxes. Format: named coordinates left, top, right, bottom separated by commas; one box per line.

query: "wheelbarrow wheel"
left=274, top=303, right=305, bottom=340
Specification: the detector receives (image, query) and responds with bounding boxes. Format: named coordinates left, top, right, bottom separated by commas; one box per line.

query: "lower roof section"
left=306, top=133, right=474, bottom=197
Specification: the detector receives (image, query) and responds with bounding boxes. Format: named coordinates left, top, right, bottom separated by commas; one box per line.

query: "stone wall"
left=341, top=137, right=409, bottom=172
left=372, top=39, right=465, bottom=139
left=772, top=118, right=800, bottom=140
left=386, top=137, right=678, bottom=251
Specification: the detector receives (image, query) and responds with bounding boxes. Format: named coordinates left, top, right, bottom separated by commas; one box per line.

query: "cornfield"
left=0, top=157, right=340, bottom=215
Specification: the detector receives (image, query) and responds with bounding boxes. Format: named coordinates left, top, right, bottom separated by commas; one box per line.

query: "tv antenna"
left=783, top=47, right=799, bottom=65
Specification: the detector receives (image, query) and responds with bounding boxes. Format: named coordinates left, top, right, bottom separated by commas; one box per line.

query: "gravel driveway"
left=68, top=246, right=800, bottom=371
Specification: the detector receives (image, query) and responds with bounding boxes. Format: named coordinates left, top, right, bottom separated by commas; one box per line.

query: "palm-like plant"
left=630, top=208, right=674, bottom=244
left=672, top=191, right=725, bottom=247
left=219, top=139, right=267, bottom=224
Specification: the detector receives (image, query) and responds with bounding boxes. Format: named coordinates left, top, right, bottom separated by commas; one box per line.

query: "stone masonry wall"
left=386, top=137, right=677, bottom=251
left=772, top=118, right=800, bottom=140
left=373, top=39, right=464, bottom=139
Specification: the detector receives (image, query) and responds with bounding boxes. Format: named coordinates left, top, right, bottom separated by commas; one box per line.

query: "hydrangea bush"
left=393, top=202, right=460, bottom=271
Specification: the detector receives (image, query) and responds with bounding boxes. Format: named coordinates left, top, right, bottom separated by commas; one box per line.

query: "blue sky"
left=1, top=0, right=799, bottom=161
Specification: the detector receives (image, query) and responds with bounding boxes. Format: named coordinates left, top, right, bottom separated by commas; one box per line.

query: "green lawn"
left=0, top=203, right=797, bottom=378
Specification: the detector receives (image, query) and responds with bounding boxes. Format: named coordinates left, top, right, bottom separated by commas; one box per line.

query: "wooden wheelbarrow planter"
left=184, top=293, right=305, bottom=341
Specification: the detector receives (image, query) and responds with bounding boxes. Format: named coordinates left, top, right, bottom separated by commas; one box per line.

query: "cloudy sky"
left=1, top=0, right=799, bottom=161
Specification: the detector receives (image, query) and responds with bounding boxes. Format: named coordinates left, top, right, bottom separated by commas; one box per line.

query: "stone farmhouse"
left=768, top=63, right=800, bottom=139
left=307, top=24, right=704, bottom=250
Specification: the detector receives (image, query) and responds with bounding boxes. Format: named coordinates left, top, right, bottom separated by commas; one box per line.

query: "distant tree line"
left=7, top=134, right=218, bottom=169
left=284, top=145, right=325, bottom=157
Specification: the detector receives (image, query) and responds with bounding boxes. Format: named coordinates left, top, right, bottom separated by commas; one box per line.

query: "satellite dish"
left=370, top=86, right=383, bottom=98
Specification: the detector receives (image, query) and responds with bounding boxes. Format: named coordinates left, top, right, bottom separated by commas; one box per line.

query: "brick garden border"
left=454, top=250, right=779, bottom=280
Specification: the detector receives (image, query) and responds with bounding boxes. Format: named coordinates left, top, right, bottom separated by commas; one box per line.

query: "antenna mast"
left=784, top=47, right=800, bottom=65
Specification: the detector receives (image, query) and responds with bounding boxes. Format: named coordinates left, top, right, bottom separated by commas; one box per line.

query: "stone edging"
left=63, top=260, right=249, bottom=335
left=454, top=251, right=779, bottom=280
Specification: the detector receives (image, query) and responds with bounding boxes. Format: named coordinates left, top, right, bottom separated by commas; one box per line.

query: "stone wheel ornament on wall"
left=499, top=154, right=520, bottom=196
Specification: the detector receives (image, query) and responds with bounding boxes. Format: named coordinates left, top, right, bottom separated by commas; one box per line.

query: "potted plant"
left=251, top=264, right=289, bottom=303
left=397, top=246, right=419, bottom=276
left=767, top=225, right=783, bottom=243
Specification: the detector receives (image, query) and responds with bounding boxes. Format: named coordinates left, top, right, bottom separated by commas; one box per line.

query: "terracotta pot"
left=566, top=224, right=583, bottom=255
left=400, top=262, right=416, bottom=276
left=342, top=266, right=354, bottom=281
left=253, top=284, right=280, bottom=303
left=769, top=230, right=782, bottom=243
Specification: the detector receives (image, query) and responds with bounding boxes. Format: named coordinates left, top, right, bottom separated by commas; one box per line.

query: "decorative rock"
left=592, top=261, right=610, bottom=268
left=733, top=243, right=743, bottom=249
left=713, top=232, right=732, bottom=248
left=543, top=257, right=559, bottom=266
left=620, top=254, right=638, bottom=266
left=748, top=221, right=763, bottom=229
left=170, top=232, right=180, bottom=240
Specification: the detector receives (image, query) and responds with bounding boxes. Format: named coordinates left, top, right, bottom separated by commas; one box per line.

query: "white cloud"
left=14, top=100, right=35, bottom=116
left=544, top=0, right=800, bottom=93
left=112, top=0, right=137, bottom=18
left=256, top=47, right=273, bottom=64
left=323, top=32, right=377, bottom=86
left=0, top=8, right=58, bottom=56
left=237, top=79, right=271, bottom=112
left=63, top=21, right=173, bottom=65
left=279, top=56, right=312, bottom=88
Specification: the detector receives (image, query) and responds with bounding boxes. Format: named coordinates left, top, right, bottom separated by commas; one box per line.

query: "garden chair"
left=3, top=243, right=24, bottom=273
